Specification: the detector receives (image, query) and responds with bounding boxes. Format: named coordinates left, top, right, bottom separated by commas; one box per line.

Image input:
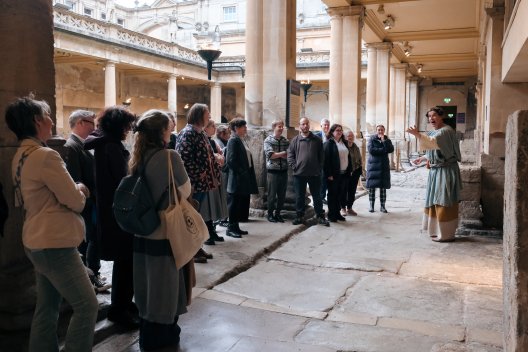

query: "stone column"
left=375, top=43, right=392, bottom=130
left=235, top=85, right=245, bottom=118
left=408, top=77, right=419, bottom=132
left=245, top=0, right=263, bottom=125
left=0, top=0, right=56, bottom=332
left=392, top=63, right=408, bottom=140
left=388, top=65, right=396, bottom=138
left=210, top=82, right=222, bottom=123
left=504, top=110, right=528, bottom=352
left=328, top=10, right=343, bottom=125
left=104, top=61, right=117, bottom=107
left=365, top=44, right=378, bottom=134
left=168, top=74, right=177, bottom=113
left=340, top=6, right=363, bottom=133
left=262, top=0, right=288, bottom=126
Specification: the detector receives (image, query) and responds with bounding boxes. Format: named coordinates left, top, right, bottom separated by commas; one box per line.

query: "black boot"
left=204, top=221, right=216, bottom=245
left=206, top=220, right=224, bottom=242
left=234, top=223, right=249, bottom=235
left=267, top=211, right=277, bottom=223
left=226, top=223, right=242, bottom=238
left=380, top=204, right=388, bottom=213
left=292, top=213, right=304, bottom=225
left=369, top=201, right=375, bottom=213
left=274, top=211, right=284, bottom=223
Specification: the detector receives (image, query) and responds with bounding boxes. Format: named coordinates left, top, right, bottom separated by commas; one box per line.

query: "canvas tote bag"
left=164, top=151, right=208, bottom=269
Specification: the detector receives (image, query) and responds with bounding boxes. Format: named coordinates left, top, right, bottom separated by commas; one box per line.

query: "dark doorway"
left=439, top=105, right=457, bottom=130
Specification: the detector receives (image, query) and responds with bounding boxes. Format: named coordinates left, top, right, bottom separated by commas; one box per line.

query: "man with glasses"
left=65, top=110, right=110, bottom=293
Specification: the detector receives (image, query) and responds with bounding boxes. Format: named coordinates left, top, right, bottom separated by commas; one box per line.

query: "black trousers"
left=327, top=174, right=347, bottom=219
left=344, top=168, right=362, bottom=209
left=110, top=253, right=134, bottom=312
left=227, top=193, right=250, bottom=223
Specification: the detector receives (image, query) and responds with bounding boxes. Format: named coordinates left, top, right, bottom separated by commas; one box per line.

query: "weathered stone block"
left=458, top=201, right=483, bottom=220
left=503, top=110, right=528, bottom=352
left=459, top=182, right=481, bottom=202
left=459, top=166, right=481, bottom=183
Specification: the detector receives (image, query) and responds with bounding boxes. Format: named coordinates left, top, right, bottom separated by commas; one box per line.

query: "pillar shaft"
left=210, top=82, right=222, bottom=123
left=329, top=14, right=343, bottom=124
left=168, top=74, right=177, bottom=113
left=104, top=61, right=117, bottom=107
left=339, top=7, right=363, bottom=133
left=388, top=66, right=396, bottom=138
left=365, top=44, right=377, bottom=134
left=244, top=0, right=263, bottom=125
left=375, top=43, right=391, bottom=129
left=262, top=0, right=288, bottom=127
left=392, top=64, right=408, bottom=140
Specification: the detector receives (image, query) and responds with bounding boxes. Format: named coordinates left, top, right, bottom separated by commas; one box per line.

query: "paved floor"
left=92, top=168, right=503, bottom=352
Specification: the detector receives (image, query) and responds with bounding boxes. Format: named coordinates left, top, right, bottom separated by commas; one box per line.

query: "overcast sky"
left=115, top=0, right=155, bottom=8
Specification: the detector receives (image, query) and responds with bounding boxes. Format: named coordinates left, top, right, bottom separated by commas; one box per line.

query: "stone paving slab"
left=227, top=336, right=337, bottom=352
left=332, top=275, right=466, bottom=326
left=399, top=237, right=503, bottom=286
left=192, top=219, right=303, bottom=288
left=296, top=319, right=450, bottom=352
left=178, top=298, right=310, bottom=352
left=430, top=342, right=502, bottom=352
left=214, top=260, right=361, bottom=313
left=464, top=286, right=503, bottom=332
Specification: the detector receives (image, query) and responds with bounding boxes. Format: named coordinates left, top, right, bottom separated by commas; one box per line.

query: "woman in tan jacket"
left=6, top=96, right=98, bottom=352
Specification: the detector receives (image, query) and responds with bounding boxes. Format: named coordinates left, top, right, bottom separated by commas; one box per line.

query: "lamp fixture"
left=377, top=4, right=385, bottom=14
left=403, top=41, right=412, bottom=57
left=122, top=98, right=132, bottom=107
left=417, top=64, right=423, bottom=73
left=383, top=15, right=394, bottom=30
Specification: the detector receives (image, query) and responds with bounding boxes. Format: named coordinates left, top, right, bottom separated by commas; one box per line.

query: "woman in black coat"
left=366, top=124, right=394, bottom=213
left=323, top=124, right=351, bottom=222
left=84, top=106, right=138, bottom=328
left=225, top=118, right=258, bottom=238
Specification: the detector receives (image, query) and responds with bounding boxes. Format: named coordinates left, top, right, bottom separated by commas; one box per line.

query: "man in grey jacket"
left=287, top=117, right=330, bottom=226
left=264, top=119, right=289, bottom=223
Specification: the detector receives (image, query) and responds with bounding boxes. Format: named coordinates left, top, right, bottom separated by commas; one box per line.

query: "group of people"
left=4, top=93, right=461, bottom=352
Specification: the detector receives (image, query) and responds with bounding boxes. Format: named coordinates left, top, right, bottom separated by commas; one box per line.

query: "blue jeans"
left=293, top=175, right=324, bottom=216
left=25, top=247, right=98, bottom=352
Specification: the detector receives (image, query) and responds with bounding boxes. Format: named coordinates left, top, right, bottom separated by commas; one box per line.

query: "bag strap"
left=167, top=150, right=182, bottom=207
left=14, top=146, right=40, bottom=207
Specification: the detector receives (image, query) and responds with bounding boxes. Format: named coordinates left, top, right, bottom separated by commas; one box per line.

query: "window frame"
left=222, top=5, right=237, bottom=23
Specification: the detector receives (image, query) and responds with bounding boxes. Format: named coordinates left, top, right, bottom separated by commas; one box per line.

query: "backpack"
left=113, top=150, right=162, bottom=235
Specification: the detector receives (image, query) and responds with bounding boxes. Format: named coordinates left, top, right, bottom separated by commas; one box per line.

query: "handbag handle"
left=167, top=150, right=182, bottom=206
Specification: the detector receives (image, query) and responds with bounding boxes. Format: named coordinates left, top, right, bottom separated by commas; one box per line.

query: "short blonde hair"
left=271, top=119, right=284, bottom=129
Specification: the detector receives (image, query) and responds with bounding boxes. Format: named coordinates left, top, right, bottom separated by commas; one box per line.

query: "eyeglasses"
left=82, top=119, right=95, bottom=125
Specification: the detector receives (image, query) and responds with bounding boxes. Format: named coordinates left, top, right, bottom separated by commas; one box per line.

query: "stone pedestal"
left=504, top=110, right=528, bottom=351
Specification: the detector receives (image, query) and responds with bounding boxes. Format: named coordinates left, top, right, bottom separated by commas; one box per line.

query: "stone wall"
left=0, top=0, right=56, bottom=331
left=458, top=165, right=483, bottom=230
left=503, top=110, right=528, bottom=351
left=480, top=149, right=505, bottom=229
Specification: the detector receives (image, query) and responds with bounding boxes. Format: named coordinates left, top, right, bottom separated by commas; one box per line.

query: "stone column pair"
left=365, top=42, right=392, bottom=135
left=327, top=6, right=364, bottom=134
left=245, top=0, right=296, bottom=128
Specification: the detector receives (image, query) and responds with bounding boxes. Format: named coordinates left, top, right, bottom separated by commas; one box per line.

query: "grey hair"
left=69, top=110, right=95, bottom=129
left=320, top=118, right=330, bottom=126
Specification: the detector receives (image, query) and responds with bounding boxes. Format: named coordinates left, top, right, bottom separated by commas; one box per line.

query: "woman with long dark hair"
left=323, top=124, right=351, bottom=222
left=84, top=106, right=138, bottom=328
left=129, top=109, right=193, bottom=350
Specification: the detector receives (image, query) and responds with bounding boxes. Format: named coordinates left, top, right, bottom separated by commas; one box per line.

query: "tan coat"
left=12, top=138, right=86, bottom=249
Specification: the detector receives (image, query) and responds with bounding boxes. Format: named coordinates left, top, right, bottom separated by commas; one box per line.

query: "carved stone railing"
left=53, top=6, right=362, bottom=71
left=53, top=5, right=204, bottom=66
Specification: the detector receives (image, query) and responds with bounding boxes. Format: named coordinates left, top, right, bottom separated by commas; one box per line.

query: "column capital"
left=105, top=60, right=117, bottom=66
left=327, top=5, right=364, bottom=18
left=168, top=73, right=177, bottom=79
left=366, top=42, right=393, bottom=51
left=392, top=63, right=409, bottom=70
left=409, top=76, right=421, bottom=82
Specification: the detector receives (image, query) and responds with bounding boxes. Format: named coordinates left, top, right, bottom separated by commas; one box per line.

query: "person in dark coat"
left=64, top=109, right=111, bottom=293
left=366, top=124, right=394, bottom=213
left=84, top=106, right=137, bottom=328
left=225, top=118, right=258, bottom=238
left=323, top=124, right=352, bottom=222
